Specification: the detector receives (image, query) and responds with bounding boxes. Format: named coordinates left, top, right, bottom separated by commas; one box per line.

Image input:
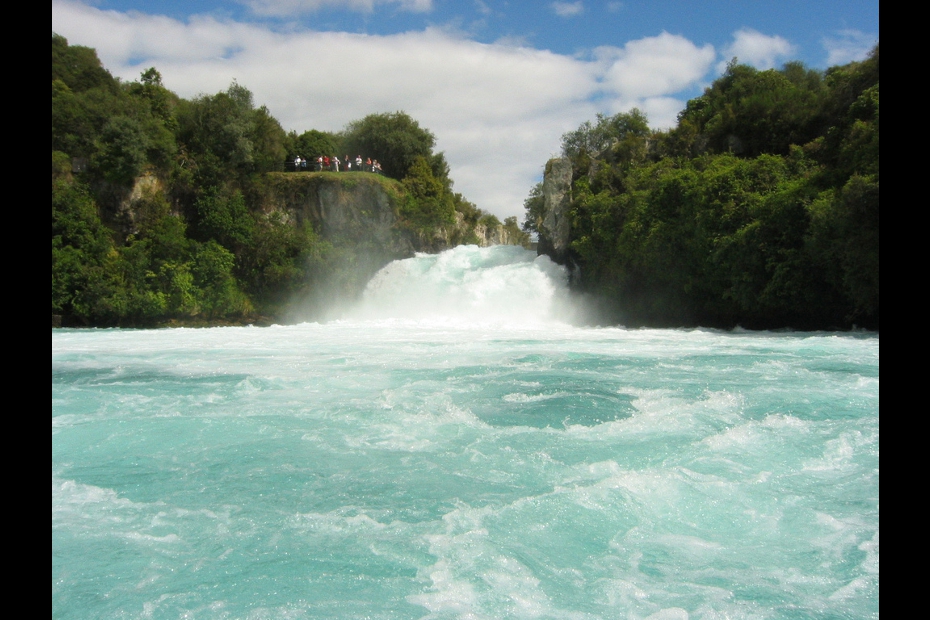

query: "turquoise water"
left=52, top=246, right=879, bottom=619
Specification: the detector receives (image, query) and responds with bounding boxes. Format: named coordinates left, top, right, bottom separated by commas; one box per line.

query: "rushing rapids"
left=53, top=245, right=879, bottom=619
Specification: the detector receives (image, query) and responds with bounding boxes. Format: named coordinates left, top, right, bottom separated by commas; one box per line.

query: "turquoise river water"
left=52, top=245, right=878, bottom=619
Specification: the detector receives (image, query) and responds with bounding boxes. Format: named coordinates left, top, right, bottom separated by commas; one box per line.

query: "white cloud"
left=242, top=0, right=433, bottom=17
left=52, top=0, right=713, bottom=220
left=823, top=29, right=877, bottom=66
left=718, top=28, right=794, bottom=72
left=596, top=32, right=716, bottom=102
left=635, top=97, right=691, bottom=131
left=551, top=2, right=584, bottom=18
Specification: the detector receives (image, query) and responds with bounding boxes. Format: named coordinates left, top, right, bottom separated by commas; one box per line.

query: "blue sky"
left=52, top=0, right=879, bottom=219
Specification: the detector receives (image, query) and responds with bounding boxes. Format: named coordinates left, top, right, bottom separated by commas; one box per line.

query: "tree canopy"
left=528, top=46, right=879, bottom=330
left=339, top=111, right=438, bottom=180
left=51, top=34, right=511, bottom=327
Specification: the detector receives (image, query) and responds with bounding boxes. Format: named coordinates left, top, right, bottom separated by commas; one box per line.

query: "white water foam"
left=52, top=248, right=879, bottom=619
left=347, top=245, right=580, bottom=325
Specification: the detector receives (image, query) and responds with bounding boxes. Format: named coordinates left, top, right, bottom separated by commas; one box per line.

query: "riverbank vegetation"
left=52, top=34, right=523, bottom=327
left=526, top=47, right=878, bottom=330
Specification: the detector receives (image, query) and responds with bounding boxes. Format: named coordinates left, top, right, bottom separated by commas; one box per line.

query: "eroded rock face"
left=93, top=172, right=167, bottom=240
left=265, top=175, right=416, bottom=258
left=538, top=157, right=573, bottom=263
left=474, top=219, right=524, bottom=248
left=118, top=171, right=523, bottom=266
left=264, top=174, right=523, bottom=255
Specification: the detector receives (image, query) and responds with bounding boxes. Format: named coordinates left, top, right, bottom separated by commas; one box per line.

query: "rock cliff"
left=111, top=171, right=522, bottom=259
left=260, top=172, right=523, bottom=256
left=536, top=157, right=573, bottom=264
left=255, top=172, right=528, bottom=318
left=261, top=173, right=417, bottom=259
left=107, top=171, right=525, bottom=307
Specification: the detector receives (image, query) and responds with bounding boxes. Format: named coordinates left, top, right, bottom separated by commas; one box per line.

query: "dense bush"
left=529, top=46, right=879, bottom=329
left=51, top=34, right=507, bottom=326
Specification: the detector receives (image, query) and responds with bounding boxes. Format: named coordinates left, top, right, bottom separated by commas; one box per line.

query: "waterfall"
left=348, top=244, right=579, bottom=325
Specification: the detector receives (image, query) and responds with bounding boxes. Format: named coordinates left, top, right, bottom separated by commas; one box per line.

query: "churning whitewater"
left=347, top=244, right=578, bottom=324
left=52, top=245, right=879, bottom=619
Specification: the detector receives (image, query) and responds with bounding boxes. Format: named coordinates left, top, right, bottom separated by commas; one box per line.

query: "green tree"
left=292, top=129, right=338, bottom=161
left=561, top=109, right=650, bottom=162
left=92, top=115, right=150, bottom=184
left=127, top=67, right=176, bottom=125
left=521, top=182, right=545, bottom=234
left=250, top=105, right=287, bottom=172
left=503, top=216, right=530, bottom=247
left=192, top=188, right=255, bottom=251
left=177, top=81, right=257, bottom=173
left=52, top=180, right=113, bottom=318
left=238, top=214, right=327, bottom=310
left=676, top=61, right=826, bottom=157
left=400, top=155, right=455, bottom=230
left=193, top=240, right=251, bottom=318
left=340, top=112, right=437, bottom=179
left=52, top=33, right=117, bottom=94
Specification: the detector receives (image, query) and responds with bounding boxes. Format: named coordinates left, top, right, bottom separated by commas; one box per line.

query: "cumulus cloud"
left=551, top=2, right=584, bottom=17
left=52, top=0, right=713, bottom=219
left=596, top=32, right=716, bottom=102
left=823, top=29, right=877, bottom=66
left=718, top=28, right=794, bottom=72
left=243, top=0, right=432, bottom=17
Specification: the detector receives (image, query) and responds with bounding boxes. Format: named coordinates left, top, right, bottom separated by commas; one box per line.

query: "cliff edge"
left=261, top=172, right=525, bottom=257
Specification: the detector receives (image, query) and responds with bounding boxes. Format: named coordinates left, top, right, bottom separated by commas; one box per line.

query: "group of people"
left=292, top=155, right=383, bottom=174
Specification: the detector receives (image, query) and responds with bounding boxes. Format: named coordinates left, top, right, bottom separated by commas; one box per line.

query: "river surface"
left=52, top=245, right=879, bottom=619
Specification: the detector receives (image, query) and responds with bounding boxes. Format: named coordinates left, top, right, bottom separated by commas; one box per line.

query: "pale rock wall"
left=262, top=173, right=523, bottom=255
left=537, top=157, right=573, bottom=264
left=262, top=174, right=417, bottom=259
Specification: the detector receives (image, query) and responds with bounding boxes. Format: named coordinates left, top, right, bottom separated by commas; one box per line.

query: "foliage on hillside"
left=51, top=34, right=511, bottom=326
left=526, top=46, right=878, bottom=329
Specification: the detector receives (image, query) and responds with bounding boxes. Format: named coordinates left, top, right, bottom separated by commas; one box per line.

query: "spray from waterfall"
left=346, top=245, right=586, bottom=325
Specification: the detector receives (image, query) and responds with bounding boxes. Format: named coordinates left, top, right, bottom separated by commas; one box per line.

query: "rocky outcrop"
left=109, top=171, right=523, bottom=283
left=537, top=157, right=573, bottom=264
left=474, top=219, right=518, bottom=247
left=261, top=173, right=524, bottom=256
left=262, top=173, right=418, bottom=259
left=92, top=171, right=168, bottom=240
left=257, top=173, right=530, bottom=315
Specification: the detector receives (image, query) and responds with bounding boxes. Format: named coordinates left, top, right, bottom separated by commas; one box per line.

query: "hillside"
left=528, top=48, right=879, bottom=330
left=52, top=34, right=527, bottom=326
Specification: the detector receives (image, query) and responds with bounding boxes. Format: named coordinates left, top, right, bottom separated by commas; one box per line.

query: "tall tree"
left=340, top=111, right=437, bottom=180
